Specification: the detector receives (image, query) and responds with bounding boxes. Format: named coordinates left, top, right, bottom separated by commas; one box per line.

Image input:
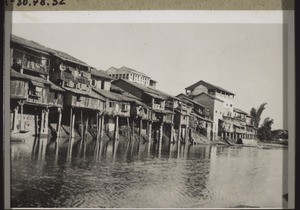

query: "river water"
left=11, top=137, right=288, bottom=208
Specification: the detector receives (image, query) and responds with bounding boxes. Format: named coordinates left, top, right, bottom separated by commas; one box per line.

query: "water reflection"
left=11, top=136, right=287, bottom=208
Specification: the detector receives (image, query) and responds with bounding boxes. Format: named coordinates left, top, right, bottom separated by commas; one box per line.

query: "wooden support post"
left=159, top=123, right=163, bottom=142
left=20, top=102, right=24, bottom=131
left=13, top=106, right=19, bottom=131
left=185, top=127, right=189, bottom=144
left=96, top=112, right=100, bottom=141
left=170, top=124, right=174, bottom=143
left=132, top=119, right=135, bottom=140
left=148, top=121, right=152, bottom=142
left=127, top=117, right=130, bottom=138
left=69, top=107, right=73, bottom=141
left=84, top=115, right=88, bottom=140
left=40, top=109, right=45, bottom=134
left=57, top=108, right=62, bottom=138
left=35, top=108, right=39, bottom=136
left=100, top=115, right=104, bottom=138
left=81, top=109, right=84, bottom=139
left=178, top=122, right=182, bottom=143
left=114, top=115, right=119, bottom=141
left=69, top=107, right=76, bottom=139
left=43, top=109, right=49, bottom=135
left=139, top=118, right=142, bottom=136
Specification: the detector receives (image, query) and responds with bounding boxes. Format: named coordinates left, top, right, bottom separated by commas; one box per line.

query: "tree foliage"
left=250, top=103, right=267, bottom=127
left=257, top=117, right=274, bottom=142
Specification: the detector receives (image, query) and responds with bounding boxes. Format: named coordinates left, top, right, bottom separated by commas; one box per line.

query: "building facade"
left=106, top=66, right=157, bottom=89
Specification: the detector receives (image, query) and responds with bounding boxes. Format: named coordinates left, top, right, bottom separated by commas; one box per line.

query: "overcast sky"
left=12, top=23, right=286, bottom=129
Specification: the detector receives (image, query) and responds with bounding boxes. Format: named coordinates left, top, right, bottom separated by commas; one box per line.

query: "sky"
left=11, top=23, right=286, bottom=129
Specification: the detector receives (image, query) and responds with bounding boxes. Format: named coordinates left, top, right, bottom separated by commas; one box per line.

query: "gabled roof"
left=62, top=86, right=106, bottom=100
left=92, top=87, right=149, bottom=107
left=50, top=48, right=88, bottom=67
left=233, top=107, right=248, bottom=115
left=92, top=88, right=124, bottom=102
left=11, top=34, right=50, bottom=56
left=113, top=79, right=169, bottom=100
left=185, top=80, right=235, bottom=96
left=176, top=93, right=206, bottom=108
left=110, top=84, right=125, bottom=93
left=11, top=69, right=52, bottom=85
left=12, top=34, right=89, bottom=68
left=191, top=92, right=224, bottom=102
left=107, top=66, right=150, bottom=78
left=49, top=83, right=65, bottom=92
left=191, top=111, right=213, bottom=123
left=11, top=69, right=66, bottom=93
left=91, top=68, right=113, bottom=80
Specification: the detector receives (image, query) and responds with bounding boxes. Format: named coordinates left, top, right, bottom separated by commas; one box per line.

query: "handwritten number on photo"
left=33, top=0, right=39, bottom=6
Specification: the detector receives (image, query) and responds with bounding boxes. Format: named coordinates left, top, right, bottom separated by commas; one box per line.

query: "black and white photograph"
left=4, top=9, right=295, bottom=209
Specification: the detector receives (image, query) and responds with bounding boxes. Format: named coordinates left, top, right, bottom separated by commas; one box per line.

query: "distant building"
left=184, top=80, right=256, bottom=141
left=106, top=66, right=157, bottom=89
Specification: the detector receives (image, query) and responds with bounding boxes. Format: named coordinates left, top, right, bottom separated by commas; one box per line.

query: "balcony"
left=165, top=101, right=174, bottom=109
left=152, top=103, right=163, bottom=110
left=75, top=75, right=90, bottom=85
left=12, top=50, right=50, bottom=74
left=59, top=71, right=75, bottom=82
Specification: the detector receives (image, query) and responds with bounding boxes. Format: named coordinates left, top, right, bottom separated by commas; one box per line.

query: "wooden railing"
left=13, top=49, right=50, bottom=74
left=75, top=76, right=90, bottom=85
left=152, top=103, right=163, bottom=110
left=59, top=71, right=75, bottom=82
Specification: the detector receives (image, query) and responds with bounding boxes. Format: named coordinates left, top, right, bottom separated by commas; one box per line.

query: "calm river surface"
left=11, top=138, right=288, bottom=208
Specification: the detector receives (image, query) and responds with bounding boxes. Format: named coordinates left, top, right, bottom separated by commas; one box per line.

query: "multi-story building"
left=185, top=80, right=256, bottom=141
left=106, top=66, right=157, bottom=89
left=10, top=35, right=65, bottom=139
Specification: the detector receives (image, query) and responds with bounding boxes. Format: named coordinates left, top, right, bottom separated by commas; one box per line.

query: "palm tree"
left=250, top=103, right=267, bottom=127
left=257, top=117, right=274, bottom=141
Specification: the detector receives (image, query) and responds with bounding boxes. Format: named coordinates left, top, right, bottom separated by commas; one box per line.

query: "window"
left=91, top=79, right=96, bottom=86
left=230, top=104, right=232, bottom=107
left=101, top=81, right=105, bottom=89
left=109, top=101, right=114, bottom=108
left=54, top=93, right=58, bottom=100
left=121, top=103, right=128, bottom=111
left=77, top=95, right=82, bottom=102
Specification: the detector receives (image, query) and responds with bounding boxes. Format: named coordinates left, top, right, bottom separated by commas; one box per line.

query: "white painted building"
left=106, top=66, right=157, bottom=89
